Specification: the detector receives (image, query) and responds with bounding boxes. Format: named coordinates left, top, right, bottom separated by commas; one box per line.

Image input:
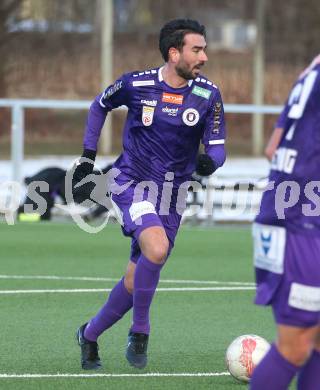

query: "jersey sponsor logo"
left=132, top=80, right=155, bottom=87
left=212, top=102, right=222, bottom=134
left=140, top=99, right=157, bottom=107
left=104, top=81, right=123, bottom=99
left=271, top=147, right=297, bottom=174
left=142, top=106, right=154, bottom=126
left=182, top=108, right=200, bottom=126
left=162, top=92, right=183, bottom=105
left=162, top=106, right=178, bottom=116
left=192, top=85, right=212, bottom=100
left=260, top=231, right=272, bottom=256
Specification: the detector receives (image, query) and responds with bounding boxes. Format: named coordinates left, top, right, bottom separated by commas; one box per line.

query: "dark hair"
left=159, top=19, right=206, bottom=62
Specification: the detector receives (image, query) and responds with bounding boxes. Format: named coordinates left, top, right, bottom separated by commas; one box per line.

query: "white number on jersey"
left=288, top=70, right=318, bottom=119
left=271, top=147, right=297, bottom=174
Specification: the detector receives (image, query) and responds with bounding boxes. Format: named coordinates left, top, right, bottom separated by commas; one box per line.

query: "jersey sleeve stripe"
left=209, top=139, right=225, bottom=145
left=132, top=80, right=155, bottom=87
left=99, top=95, right=107, bottom=108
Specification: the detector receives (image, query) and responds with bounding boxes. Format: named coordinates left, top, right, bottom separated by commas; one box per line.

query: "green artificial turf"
left=0, top=222, right=289, bottom=389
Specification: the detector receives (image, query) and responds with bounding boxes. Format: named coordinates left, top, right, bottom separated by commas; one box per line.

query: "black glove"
left=72, top=149, right=97, bottom=202
left=73, top=149, right=96, bottom=182
left=195, top=154, right=217, bottom=176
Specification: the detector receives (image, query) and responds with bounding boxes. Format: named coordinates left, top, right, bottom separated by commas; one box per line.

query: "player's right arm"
left=74, top=74, right=130, bottom=183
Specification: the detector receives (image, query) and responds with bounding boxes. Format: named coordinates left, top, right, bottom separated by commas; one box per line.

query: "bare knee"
left=124, top=275, right=133, bottom=294
left=145, top=241, right=169, bottom=264
left=139, top=227, right=169, bottom=264
left=277, top=329, right=316, bottom=366
left=124, top=261, right=135, bottom=294
left=278, top=341, right=312, bottom=366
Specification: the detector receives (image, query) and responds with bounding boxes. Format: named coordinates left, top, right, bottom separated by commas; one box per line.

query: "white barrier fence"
left=183, top=157, right=269, bottom=223
left=0, top=99, right=275, bottom=224
left=0, top=98, right=282, bottom=183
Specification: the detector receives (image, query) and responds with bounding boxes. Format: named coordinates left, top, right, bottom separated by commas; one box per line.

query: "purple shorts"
left=253, top=223, right=320, bottom=327
left=110, top=174, right=182, bottom=263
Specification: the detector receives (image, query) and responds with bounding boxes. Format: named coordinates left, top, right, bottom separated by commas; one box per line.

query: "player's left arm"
left=197, top=88, right=226, bottom=176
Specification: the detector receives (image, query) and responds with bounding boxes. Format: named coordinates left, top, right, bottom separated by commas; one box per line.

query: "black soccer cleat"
left=76, top=323, right=102, bottom=370
left=126, top=331, right=149, bottom=369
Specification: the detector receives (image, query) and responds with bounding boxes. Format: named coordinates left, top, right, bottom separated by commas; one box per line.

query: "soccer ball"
left=225, top=334, right=270, bottom=383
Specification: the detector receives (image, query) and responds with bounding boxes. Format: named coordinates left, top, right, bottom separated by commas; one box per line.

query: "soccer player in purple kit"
left=73, top=19, right=226, bottom=370
left=251, top=55, right=320, bottom=389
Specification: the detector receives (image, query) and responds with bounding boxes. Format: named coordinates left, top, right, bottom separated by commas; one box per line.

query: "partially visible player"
left=74, top=19, right=226, bottom=370
left=251, top=55, right=320, bottom=389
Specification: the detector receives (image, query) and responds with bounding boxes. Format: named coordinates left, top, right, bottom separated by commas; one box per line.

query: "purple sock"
left=250, top=344, right=299, bottom=390
left=297, top=349, right=320, bottom=390
left=84, top=277, right=133, bottom=342
left=131, top=254, right=163, bottom=335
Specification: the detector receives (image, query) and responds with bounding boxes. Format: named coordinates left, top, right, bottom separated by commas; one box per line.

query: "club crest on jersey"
left=162, top=92, right=183, bottom=105
left=142, top=106, right=154, bottom=127
left=182, top=108, right=200, bottom=126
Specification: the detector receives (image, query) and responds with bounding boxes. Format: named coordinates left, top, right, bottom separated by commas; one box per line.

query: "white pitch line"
left=0, top=274, right=255, bottom=286
left=0, top=372, right=230, bottom=379
left=0, top=286, right=255, bottom=294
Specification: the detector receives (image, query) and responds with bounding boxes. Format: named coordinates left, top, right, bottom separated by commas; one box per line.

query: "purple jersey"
left=84, top=67, right=226, bottom=186
left=256, top=58, right=320, bottom=234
